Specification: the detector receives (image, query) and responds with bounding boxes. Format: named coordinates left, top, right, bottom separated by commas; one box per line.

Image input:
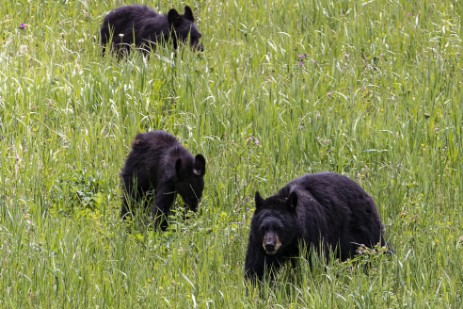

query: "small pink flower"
left=246, top=136, right=261, bottom=146
left=19, top=23, right=26, bottom=29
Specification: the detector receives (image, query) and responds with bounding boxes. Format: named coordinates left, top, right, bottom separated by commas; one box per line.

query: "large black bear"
left=100, top=5, right=203, bottom=56
left=120, top=131, right=206, bottom=230
left=245, top=172, right=389, bottom=282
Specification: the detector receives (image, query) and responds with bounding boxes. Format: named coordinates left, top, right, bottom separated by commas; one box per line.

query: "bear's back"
left=287, top=172, right=385, bottom=258
left=121, top=131, right=180, bottom=189
left=138, top=131, right=179, bottom=150
left=137, top=131, right=195, bottom=178
left=106, top=5, right=158, bottom=22
left=288, top=173, right=374, bottom=209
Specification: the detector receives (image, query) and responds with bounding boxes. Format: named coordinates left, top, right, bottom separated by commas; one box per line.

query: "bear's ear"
left=184, top=6, right=194, bottom=22
left=131, top=138, right=142, bottom=149
left=131, top=133, right=145, bottom=149
left=168, top=9, right=183, bottom=27
left=193, top=154, right=206, bottom=176
left=288, top=191, right=298, bottom=210
left=255, top=191, right=264, bottom=210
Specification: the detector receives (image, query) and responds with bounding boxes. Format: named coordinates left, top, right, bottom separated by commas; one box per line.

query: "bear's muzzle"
left=262, top=232, right=282, bottom=255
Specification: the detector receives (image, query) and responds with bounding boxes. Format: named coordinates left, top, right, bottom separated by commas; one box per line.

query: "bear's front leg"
left=120, top=197, right=131, bottom=220
left=245, top=246, right=284, bottom=284
left=152, top=190, right=176, bottom=230
left=244, top=240, right=268, bottom=283
left=120, top=182, right=142, bottom=220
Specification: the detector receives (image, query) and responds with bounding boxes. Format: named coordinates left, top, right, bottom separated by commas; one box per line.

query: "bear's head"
left=252, top=191, right=300, bottom=255
left=167, top=6, right=204, bottom=51
left=174, top=154, right=206, bottom=212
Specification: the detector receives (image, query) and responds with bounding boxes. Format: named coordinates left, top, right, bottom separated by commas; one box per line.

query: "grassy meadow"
left=1, top=0, right=462, bottom=307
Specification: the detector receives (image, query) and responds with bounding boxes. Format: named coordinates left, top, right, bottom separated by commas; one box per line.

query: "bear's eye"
left=260, top=223, right=280, bottom=233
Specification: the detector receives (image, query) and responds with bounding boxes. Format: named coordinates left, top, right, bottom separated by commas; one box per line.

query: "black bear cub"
left=120, top=131, right=206, bottom=230
left=100, top=5, right=203, bottom=55
left=245, top=172, right=389, bottom=282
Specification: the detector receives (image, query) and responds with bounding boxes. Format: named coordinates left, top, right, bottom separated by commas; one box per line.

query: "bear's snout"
left=192, top=43, right=204, bottom=52
left=262, top=232, right=282, bottom=255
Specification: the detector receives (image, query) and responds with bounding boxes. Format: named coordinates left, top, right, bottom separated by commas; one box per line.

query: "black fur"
left=120, top=131, right=206, bottom=230
left=100, top=5, right=203, bottom=56
left=244, top=172, right=389, bottom=282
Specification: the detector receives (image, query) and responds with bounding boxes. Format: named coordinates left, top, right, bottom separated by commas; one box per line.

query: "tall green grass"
left=1, top=0, right=462, bottom=307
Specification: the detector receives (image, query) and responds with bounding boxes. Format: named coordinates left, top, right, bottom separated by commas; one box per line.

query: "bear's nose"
left=265, top=243, right=275, bottom=252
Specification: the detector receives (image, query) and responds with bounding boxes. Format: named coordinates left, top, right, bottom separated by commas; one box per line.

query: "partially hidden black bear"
left=120, top=131, right=206, bottom=230
left=100, top=5, right=203, bottom=56
left=245, top=172, right=390, bottom=282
